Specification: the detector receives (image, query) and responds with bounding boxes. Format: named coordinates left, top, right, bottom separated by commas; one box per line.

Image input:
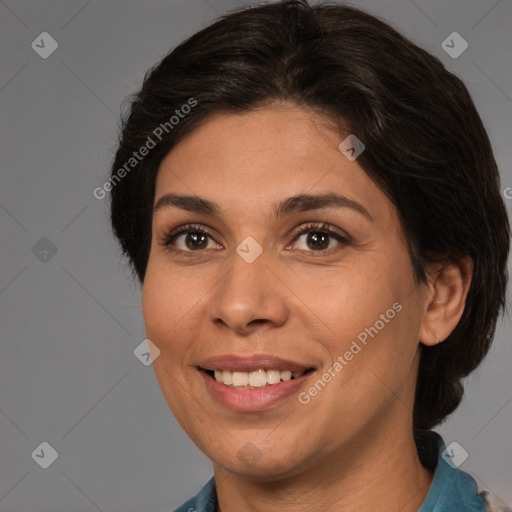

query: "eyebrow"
left=153, top=192, right=373, bottom=221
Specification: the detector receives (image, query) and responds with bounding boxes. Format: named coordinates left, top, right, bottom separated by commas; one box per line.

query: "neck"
left=213, top=418, right=434, bottom=512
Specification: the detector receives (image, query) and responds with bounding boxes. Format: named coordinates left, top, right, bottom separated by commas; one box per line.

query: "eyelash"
left=158, top=222, right=351, bottom=256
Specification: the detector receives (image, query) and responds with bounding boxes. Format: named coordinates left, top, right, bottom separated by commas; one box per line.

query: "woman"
left=109, top=1, right=510, bottom=510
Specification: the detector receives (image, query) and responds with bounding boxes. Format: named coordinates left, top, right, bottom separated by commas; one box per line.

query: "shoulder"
left=173, top=477, right=217, bottom=512
left=415, top=429, right=495, bottom=512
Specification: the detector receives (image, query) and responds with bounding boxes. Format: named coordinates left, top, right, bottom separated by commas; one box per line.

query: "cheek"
left=309, top=254, right=419, bottom=380
left=334, top=291, right=423, bottom=412
left=141, top=264, right=198, bottom=418
left=291, top=258, right=400, bottom=337
left=142, top=258, right=204, bottom=343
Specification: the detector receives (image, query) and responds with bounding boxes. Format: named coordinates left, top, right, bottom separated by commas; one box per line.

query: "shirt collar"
left=417, top=430, right=487, bottom=512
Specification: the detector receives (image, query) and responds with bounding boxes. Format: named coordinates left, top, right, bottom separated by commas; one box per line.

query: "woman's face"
left=142, top=103, right=430, bottom=477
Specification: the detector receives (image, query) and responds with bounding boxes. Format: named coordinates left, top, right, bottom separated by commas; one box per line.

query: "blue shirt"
left=174, top=430, right=488, bottom=512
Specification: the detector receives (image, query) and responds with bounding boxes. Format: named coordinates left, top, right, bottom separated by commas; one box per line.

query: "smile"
left=211, top=368, right=308, bottom=388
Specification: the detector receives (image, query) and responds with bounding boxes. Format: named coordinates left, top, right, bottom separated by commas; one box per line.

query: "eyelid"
left=285, top=222, right=351, bottom=255
left=158, top=221, right=351, bottom=254
left=289, top=222, right=351, bottom=244
left=157, top=223, right=220, bottom=252
left=165, top=223, right=215, bottom=239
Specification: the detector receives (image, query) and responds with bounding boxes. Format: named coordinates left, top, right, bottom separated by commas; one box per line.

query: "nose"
left=206, top=246, right=289, bottom=335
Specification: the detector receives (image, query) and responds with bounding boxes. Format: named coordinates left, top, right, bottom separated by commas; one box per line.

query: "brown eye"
left=160, top=224, right=222, bottom=253
left=182, top=231, right=209, bottom=250
left=291, top=223, right=350, bottom=253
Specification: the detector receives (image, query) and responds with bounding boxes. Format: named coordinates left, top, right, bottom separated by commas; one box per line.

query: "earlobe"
left=419, top=256, right=473, bottom=347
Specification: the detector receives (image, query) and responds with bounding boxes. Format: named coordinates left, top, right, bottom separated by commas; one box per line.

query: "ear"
left=419, top=256, right=473, bottom=347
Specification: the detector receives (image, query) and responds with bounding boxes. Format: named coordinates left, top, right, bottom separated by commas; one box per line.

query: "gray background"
left=0, top=0, right=511, bottom=510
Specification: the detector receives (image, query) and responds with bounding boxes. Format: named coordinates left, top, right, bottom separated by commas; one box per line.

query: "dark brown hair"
left=109, top=0, right=510, bottom=429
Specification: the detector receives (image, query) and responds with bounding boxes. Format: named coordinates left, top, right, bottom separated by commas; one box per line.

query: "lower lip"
left=200, top=370, right=313, bottom=412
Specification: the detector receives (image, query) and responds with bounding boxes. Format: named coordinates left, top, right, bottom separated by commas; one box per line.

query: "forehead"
left=154, top=104, right=395, bottom=226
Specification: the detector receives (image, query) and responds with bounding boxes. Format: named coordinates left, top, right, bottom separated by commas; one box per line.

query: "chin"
left=210, top=442, right=307, bottom=479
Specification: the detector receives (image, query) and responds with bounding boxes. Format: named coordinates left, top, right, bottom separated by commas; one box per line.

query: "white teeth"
left=215, top=370, right=233, bottom=385
left=267, top=369, right=281, bottom=385
left=223, top=370, right=233, bottom=385
left=232, top=371, right=249, bottom=387
left=249, top=369, right=267, bottom=387
left=212, top=368, right=306, bottom=388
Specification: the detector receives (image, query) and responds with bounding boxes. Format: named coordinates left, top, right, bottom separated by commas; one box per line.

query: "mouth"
left=200, top=367, right=315, bottom=389
left=199, top=366, right=316, bottom=412
left=197, top=354, right=317, bottom=411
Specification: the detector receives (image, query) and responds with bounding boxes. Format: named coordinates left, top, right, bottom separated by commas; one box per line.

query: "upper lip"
left=199, top=354, right=315, bottom=373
